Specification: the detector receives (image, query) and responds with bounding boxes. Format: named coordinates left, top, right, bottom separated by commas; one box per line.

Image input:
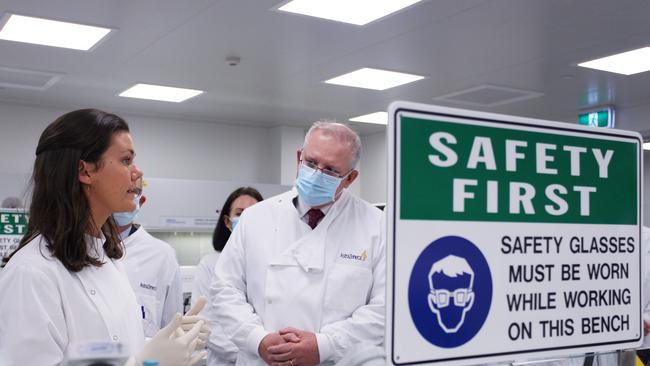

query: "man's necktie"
left=306, top=208, right=325, bottom=229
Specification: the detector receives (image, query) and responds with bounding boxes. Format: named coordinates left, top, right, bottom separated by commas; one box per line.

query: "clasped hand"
left=259, top=327, right=320, bottom=366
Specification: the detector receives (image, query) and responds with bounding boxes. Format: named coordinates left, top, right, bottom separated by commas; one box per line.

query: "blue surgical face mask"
left=295, top=163, right=344, bottom=207
left=228, top=217, right=239, bottom=232
left=113, top=197, right=141, bottom=226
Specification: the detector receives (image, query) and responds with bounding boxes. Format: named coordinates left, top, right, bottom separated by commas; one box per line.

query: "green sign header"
left=0, top=211, right=28, bottom=235
left=400, top=115, right=638, bottom=224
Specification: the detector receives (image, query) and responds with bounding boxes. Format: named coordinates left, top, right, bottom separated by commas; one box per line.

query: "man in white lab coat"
left=212, top=121, right=385, bottom=366
left=116, top=193, right=184, bottom=338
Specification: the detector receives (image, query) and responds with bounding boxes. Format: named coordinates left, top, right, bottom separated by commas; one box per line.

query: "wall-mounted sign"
left=386, top=102, right=642, bottom=365
left=578, top=108, right=615, bottom=128
left=0, top=209, right=28, bottom=266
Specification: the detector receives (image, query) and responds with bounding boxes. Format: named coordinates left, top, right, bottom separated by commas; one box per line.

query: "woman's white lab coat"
left=193, top=250, right=239, bottom=365
left=0, top=234, right=144, bottom=365
left=212, top=189, right=385, bottom=366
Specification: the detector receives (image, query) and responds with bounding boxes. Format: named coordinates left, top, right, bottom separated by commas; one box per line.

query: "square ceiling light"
left=350, top=111, right=387, bottom=125
left=119, top=84, right=203, bottom=103
left=578, top=47, right=650, bottom=75
left=325, top=68, right=424, bottom=90
left=0, top=14, right=112, bottom=51
left=644, top=142, right=650, bottom=151
left=277, top=0, right=423, bottom=26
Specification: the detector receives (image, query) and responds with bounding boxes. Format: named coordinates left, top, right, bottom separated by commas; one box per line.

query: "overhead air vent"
left=434, top=85, right=543, bottom=107
left=0, top=66, right=63, bottom=90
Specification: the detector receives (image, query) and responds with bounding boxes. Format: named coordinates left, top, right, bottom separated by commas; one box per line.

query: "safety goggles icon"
left=430, top=288, right=473, bottom=308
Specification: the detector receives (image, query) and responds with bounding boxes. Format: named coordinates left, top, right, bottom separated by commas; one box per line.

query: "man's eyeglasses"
left=301, top=160, right=350, bottom=179
left=430, top=288, right=472, bottom=308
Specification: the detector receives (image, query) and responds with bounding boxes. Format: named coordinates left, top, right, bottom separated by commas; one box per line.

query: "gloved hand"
left=125, top=313, right=207, bottom=366
left=181, top=296, right=211, bottom=349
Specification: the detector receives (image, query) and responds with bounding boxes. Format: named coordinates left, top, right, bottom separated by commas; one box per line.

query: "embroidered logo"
left=340, top=250, right=368, bottom=262
left=140, top=283, right=156, bottom=291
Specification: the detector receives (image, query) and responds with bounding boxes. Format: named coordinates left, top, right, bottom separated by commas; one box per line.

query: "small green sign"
left=0, top=211, right=28, bottom=235
left=578, top=109, right=614, bottom=128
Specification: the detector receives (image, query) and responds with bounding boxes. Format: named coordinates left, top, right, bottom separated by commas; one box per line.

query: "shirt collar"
left=295, top=194, right=333, bottom=218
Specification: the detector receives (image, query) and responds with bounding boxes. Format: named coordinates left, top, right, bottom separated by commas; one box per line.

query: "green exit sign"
left=579, top=108, right=615, bottom=128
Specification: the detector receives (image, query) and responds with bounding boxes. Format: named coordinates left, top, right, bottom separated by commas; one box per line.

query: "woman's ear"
left=78, top=161, right=93, bottom=185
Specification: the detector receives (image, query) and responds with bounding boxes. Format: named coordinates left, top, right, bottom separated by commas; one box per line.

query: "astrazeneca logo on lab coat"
left=339, top=250, right=368, bottom=262
left=408, top=236, right=492, bottom=348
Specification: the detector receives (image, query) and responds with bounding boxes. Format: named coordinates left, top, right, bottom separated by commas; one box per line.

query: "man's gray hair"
left=303, top=120, right=361, bottom=169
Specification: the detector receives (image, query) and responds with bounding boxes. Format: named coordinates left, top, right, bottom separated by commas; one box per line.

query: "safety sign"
left=386, top=102, right=643, bottom=365
left=0, top=209, right=28, bottom=266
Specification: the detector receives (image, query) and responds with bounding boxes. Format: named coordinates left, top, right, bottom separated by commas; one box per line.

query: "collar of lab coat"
left=272, top=188, right=351, bottom=272
left=85, top=232, right=107, bottom=262
left=121, top=225, right=144, bottom=249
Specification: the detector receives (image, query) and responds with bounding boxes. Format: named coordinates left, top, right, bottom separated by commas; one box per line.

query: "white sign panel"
left=386, top=102, right=643, bottom=365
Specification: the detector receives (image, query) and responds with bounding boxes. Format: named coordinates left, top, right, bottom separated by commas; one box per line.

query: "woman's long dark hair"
left=8, top=109, right=129, bottom=272
left=212, top=187, right=263, bottom=252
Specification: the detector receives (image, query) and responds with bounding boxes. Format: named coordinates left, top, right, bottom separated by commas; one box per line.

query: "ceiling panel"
left=0, top=0, right=649, bottom=135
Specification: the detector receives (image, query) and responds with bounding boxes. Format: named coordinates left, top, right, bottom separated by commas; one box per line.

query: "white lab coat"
left=212, top=189, right=385, bottom=366
left=0, top=234, right=144, bottom=365
left=121, top=225, right=183, bottom=338
left=193, top=251, right=239, bottom=365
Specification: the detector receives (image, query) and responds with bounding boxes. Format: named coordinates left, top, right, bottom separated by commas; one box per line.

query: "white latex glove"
left=181, top=296, right=211, bottom=349
left=125, top=313, right=207, bottom=366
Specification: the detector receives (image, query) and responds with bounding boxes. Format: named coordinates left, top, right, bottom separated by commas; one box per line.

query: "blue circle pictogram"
left=408, top=235, right=492, bottom=348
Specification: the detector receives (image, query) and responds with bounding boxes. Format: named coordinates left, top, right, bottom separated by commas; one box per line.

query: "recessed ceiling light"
left=325, top=68, right=424, bottom=91
left=578, top=47, right=650, bottom=75
left=278, top=0, right=423, bottom=26
left=0, top=14, right=112, bottom=51
left=350, top=111, right=387, bottom=125
left=119, top=84, right=203, bottom=103
left=644, top=142, right=650, bottom=151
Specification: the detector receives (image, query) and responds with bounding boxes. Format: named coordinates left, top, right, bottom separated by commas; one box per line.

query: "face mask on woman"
left=113, top=196, right=141, bottom=226
left=228, top=216, right=240, bottom=232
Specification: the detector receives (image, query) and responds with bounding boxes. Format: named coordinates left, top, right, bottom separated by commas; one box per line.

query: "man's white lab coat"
left=212, top=189, right=385, bottom=365
left=0, top=234, right=144, bottom=365
left=121, top=226, right=183, bottom=338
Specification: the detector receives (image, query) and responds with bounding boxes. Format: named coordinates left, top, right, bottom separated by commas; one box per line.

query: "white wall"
left=359, top=131, right=387, bottom=204
left=0, top=102, right=364, bottom=202
left=269, top=125, right=305, bottom=186
left=126, top=113, right=277, bottom=183
left=0, top=103, right=279, bottom=194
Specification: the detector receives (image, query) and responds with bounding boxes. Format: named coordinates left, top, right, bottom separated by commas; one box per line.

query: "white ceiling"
left=1, top=0, right=649, bottom=135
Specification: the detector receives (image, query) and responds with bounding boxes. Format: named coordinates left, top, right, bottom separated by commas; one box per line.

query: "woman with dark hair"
left=212, top=187, right=264, bottom=252
left=0, top=109, right=206, bottom=366
left=192, top=186, right=263, bottom=366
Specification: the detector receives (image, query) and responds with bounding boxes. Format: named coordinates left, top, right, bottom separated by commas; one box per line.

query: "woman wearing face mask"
left=0, top=109, right=206, bottom=366
left=191, top=186, right=263, bottom=366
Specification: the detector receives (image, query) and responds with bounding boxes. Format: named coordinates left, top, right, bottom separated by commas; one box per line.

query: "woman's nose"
left=131, top=164, right=143, bottom=181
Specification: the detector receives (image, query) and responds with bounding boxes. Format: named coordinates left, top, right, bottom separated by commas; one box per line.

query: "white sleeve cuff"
left=316, top=333, right=334, bottom=362
left=246, top=327, right=271, bottom=357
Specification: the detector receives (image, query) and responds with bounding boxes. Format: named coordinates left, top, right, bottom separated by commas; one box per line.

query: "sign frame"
left=386, top=101, right=643, bottom=366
